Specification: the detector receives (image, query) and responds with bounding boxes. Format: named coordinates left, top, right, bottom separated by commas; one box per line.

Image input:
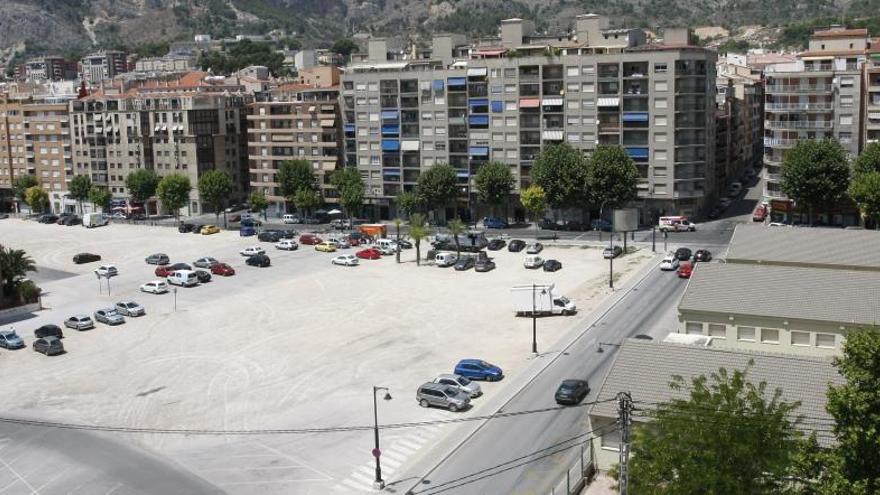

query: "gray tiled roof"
left=726, top=224, right=880, bottom=271
left=678, top=263, right=880, bottom=325
left=590, top=340, right=843, bottom=445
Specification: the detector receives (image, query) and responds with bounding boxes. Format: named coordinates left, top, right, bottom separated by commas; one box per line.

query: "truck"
left=83, top=212, right=109, bottom=228
left=510, top=283, right=577, bottom=316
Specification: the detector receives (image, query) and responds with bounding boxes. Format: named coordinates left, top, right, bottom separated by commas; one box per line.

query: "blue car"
left=240, top=226, right=256, bottom=237
left=483, top=217, right=508, bottom=229
left=454, top=359, right=504, bottom=381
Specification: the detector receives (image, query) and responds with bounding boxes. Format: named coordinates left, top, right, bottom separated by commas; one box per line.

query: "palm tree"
left=0, top=245, right=37, bottom=298
left=409, top=213, right=429, bottom=266
left=393, top=217, right=403, bottom=264
left=447, top=218, right=465, bottom=258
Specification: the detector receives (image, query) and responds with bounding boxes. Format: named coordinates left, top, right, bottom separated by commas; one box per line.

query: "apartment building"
left=763, top=27, right=866, bottom=216
left=247, top=78, right=344, bottom=216
left=134, top=55, right=197, bottom=74
left=79, top=51, right=128, bottom=83
left=0, top=92, right=74, bottom=212
left=863, top=48, right=880, bottom=145
left=16, top=56, right=78, bottom=81
left=341, top=15, right=717, bottom=221
left=716, top=60, right=764, bottom=192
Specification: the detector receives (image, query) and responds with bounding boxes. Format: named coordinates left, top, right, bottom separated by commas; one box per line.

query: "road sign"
left=372, top=448, right=381, bottom=458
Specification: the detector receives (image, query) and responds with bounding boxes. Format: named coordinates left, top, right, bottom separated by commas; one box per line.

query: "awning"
left=469, top=146, right=489, bottom=157
left=622, top=112, right=649, bottom=122
left=519, top=98, right=540, bottom=108
left=597, top=97, right=620, bottom=107
left=626, top=147, right=649, bottom=159
left=320, top=119, right=334, bottom=127
left=491, top=101, right=504, bottom=113
left=455, top=170, right=469, bottom=178
left=469, top=98, right=489, bottom=107
left=467, top=67, right=488, bottom=77
left=468, top=115, right=489, bottom=126
left=476, top=49, right=507, bottom=56
left=801, top=56, right=834, bottom=60
left=433, top=80, right=445, bottom=91
left=542, top=97, right=563, bottom=106
left=447, top=77, right=467, bottom=87
left=542, top=130, right=563, bottom=140
left=344, top=123, right=356, bottom=133
left=308, top=106, right=316, bottom=112
left=381, top=140, right=400, bottom=152
left=322, top=162, right=337, bottom=171
left=380, top=110, right=399, bottom=120
left=401, top=140, right=420, bottom=151
left=381, top=124, right=400, bottom=136
left=382, top=169, right=401, bottom=176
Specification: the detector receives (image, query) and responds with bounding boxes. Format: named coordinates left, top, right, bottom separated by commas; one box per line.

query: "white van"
left=83, top=212, right=109, bottom=228
left=167, top=270, right=199, bottom=287
left=523, top=255, right=545, bottom=269
left=376, top=239, right=397, bottom=251
left=435, top=252, right=458, bottom=267
left=282, top=214, right=299, bottom=224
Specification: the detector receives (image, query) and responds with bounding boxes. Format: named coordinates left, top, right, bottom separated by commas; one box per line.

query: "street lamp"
left=531, top=284, right=547, bottom=355
left=172, top=287, right=178, bottom=311
left=609, top=233, right=615, bottom=290
left=372, top=386, right=392, bottom=489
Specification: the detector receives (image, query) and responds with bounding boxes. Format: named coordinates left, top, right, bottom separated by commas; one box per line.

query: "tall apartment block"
left=716, top=60, right=764, bottom=192
left=863, top=48, right=880, bottom=146
left=15, top=56, right=78, bottom=81
left=79, top=51, right=128, bottom=83
left=246, top=68, right=344, bottom=216
left=341, top=15, right=717, bottom=221
left=763, top=27, right=866, bottom=215
left=0, top=92, right=74, bottom=212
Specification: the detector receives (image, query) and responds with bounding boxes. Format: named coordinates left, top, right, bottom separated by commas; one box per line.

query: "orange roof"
left=277, top=83, right=313, bottom=92
left=812, top=28, right=868, bottom=39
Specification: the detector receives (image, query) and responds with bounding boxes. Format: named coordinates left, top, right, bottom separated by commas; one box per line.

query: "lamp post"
left=372, top=386, right=392, bottom=489
left=651, top=226, right=656, bottom=252
left=609, top=233, right=614, bottom=290
left=172, top=287, right=178, bottom=312
left=531, top=284, right=546, bottom=355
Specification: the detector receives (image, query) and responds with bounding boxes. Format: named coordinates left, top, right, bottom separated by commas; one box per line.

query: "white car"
left=377, top=245, right=396, bottom=255
left=240, top=246, right=265, bottom=256
left=94, top=264, right=118, bottom=277
left=523, top=255, right=544, bottom=269
left=332, top=239, right=350, bottom=249
left=140, top=280, right=169, bottom=294
left=332, top=254, right=359, bottom=266
left=660, top=255, right=680, bottom=271
left=275, top=239, right=299, bottom=251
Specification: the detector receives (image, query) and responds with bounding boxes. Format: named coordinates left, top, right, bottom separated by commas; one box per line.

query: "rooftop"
left=812, top=28, right=869, bottom=39
left=590, top=340, right=843, bottom=445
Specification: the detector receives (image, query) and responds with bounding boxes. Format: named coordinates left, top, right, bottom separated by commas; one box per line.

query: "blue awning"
left=433, top=80, right=445, bottom=91
left=468, top=115, right=489, bottom=126
left=447, top=77, right=467, bottom=87
left=381, top=124, right=400, bottom=136
left=344, top=123, right=356, bottom=133
left=381, top=140, right=400, bottom=152
left=622, top=112, right=649, bottom=123
left=469, top=146, right=489, bottom=157
left=491, top=101, right=504, bottom=113
left=469, top=98, right=489, bottom=107
left=380, top=110, right=399, bottom=120
left=382, top=169, right=401, bottom=176
left=456, top=170, right=469, bottom=178
left=626, top=147, right=649, bottom=159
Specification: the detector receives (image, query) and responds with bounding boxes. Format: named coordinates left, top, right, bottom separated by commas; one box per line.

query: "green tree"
left=249, top=190, right=269, bottom=220
left=24, top=186, right=48, bottom=214
left=68, top=175, right=92, bottom=214
left=156, top=173, right=192, bottom=221
left=474, top=161, right=515, bottom=218
left=520, top=185, right=548, bottom=230
left=853, top=141, right=880, bottom=176
left=392, top=217, right=403, bottom=263
left=628, top=365, right=809, bottom=495
left=532, top=143, right=590, bottom=211
left=849, top=171, right=880, bottom=229
left=0, top=245, right=37, bottom=299
left=589, top=145, right=639, bottom=217
left=396, top=190, right=423, bottom=218
left=126, top=169, right=160, bottom=217
left=88, top=186, right=112, bottom=212
left=331, top=168, right=364, bottom=223
left=198, top=170, right=234, bottom=224
left=409, top=213, right=429, bottom=267
left=781, top=139, right=850, bottom=224
left=293, top=187, right=321, bottom=217
left=447, top=218, right=465, bottom=258
left=278, top=159, right=315, bottom=211
left=416, top=163, right=458, bottom=221
left=330, top=38, right=359, bottom=58
left=13, top=175, right=38, bottom=205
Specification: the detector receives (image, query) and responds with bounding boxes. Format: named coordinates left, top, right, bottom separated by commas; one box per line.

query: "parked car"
left=115, top=301, right=145, bottom=317
left=240, top=218, right=262, bottom=227
left=193, top=257, right=218, bottom=268
left=555, top=379, right=590, bottom=405
left=64, top=315, right=94, bottom=330
left=277, top=229, right=297, bottom=239
left=331, top=254, right=359, bottom=266
left=678, top=261, right=694, bottom=279
left=526, top=242, right=544, bottom=254
left=603, top=245, right=623, bottom=259
left=189, top=224, right=203, bottom=234
left=474, top=258, right=496, bottom=272
left=674, top=247, right=693, bottom=261
left=591, top=219, right=613, bottom=232
left=39, top=214, right=59, bottom=224
left=94, top=308, right=125, bottom=325
left=34, top=324, right=63, bottom=339
left=432, top=373, right=482, bottom=398
left=154, top=265, right=176, bottom=277
left=240, top=226, right=257, bottom=237
left=211, top=263, right=235, bottom=276
left=194, top=270, right=212, bottom=283
left=167, top=270, right=199, bottom=287
left=753, top=204, right=768, bottom=222
left=33, top=336, right=64, bottom=356
left=275, top=239, right=299, bottom=251
left=454, top=359, right=503, bottom=381
left=487, top=239, right=506, bottom=251
left=240, top=246, right=265, bottom=257
left=140, top=280, right=169, bottom=294
left=396, top=239, right=413, bottom=249
left=508, top=240, right=526, bottom=252
left=246, top=254, right=271, bottom=267
left=331, top=238, right=350, bottom=249
left=416, top=382, right=471, bottom=412
left=660, top=254, right=680, bottom=271
left=145, top=253, right=170, bottom=265
left=357, top=248, right=381, bottom=260
left=694, top=249, right=712, bottom=262
left=454, top=257, right=475, bottom=271
left=299, top=233, right=322, bottom=245
left=62, top=215, right=81, bottom=226
left=482, top=217, right=508, bottom=229
left=315, top=241, right=337, bottom=253
left=258, top=231, right=282, bottom=243
left=523, top=255, right=544, bottom=269
left=543, top=259, right=563, bottom=272
left=538, top=218, right=561, bottom=230
left=178, top=223, right=196, bottom=233
left=94, top=264, right=118, bottom=277
left=73, top=252, right=101, bottom=264
left=201, top=224, right=220, bottom=235
left=0, top=329, right=25, bottom=349
left=224, top=203, right=248, bottom=213
left=169, top=262, right=192, bottom=272
left=282, top=214, right=301, bottom=224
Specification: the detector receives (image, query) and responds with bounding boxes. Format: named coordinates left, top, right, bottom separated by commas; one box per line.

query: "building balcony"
left=765, top=84, right=833, bottom=94
left=765, top=171, right=782, bottom=181
left=765, top=120, right=833, bottom=130
left=764, top=137, right=798, bottom=148
left=765, top=102, right=833, bottom=112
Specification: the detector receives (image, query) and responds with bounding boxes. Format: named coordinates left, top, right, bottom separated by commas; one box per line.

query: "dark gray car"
left=416, top=382, right=471, bottom=412
left=33, top=336, right=64, bottom=356
left=145, top=253, right=170, bottom=265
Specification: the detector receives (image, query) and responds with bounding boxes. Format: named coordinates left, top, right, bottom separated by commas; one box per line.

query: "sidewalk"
left=582, top=472, right=618, bottom=495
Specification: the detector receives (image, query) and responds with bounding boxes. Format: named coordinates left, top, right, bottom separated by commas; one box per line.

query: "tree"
left=531, top=143, right=590, bottom=211
left=781, top=139, right=850, bottom=224
left=126, top=169, right=160, bottom=217
left=396, top=190, right=423, bottom=218
left=24, top=186, right=48, bottom=213
left=417, top=163, right=458, bottom=221
left=249, top=191, right=269, bottom=220
left=628, top=365, right=809, bottom=495
left=198, top=170, right=234, bottom=224
left=331, top=168, right=364, bottom=222
left=0, top=245, right=37, bottom=299
left=393, top=218, right=403, bottom=263
left=409, top=213, right=429, bottom=267
left=447, top=218, right=465, bottom=258
left=589, top=145, right=639, bottom=217
left=156, top=173, right=192, bottom=221
left=331, top=38, right=359, bottom=58
left=88, top=187, right=112, bottom=212
left=849, top=171, right=880, bottom=229
left=13, top=175, right=38, bottom=205
left=853, top=141, right=880, bottom=176
left=293, top=187, right=321, bottom=217
left=520, top=185, right=548, bottom=230
left=474, top=161, right=515, bottom=218
left=68, top=175, right=92, bottom=214
left=278, top=160, right=315, bottom=210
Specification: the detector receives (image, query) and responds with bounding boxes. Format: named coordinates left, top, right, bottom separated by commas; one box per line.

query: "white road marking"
left=0, top=453, right=37, bottom=494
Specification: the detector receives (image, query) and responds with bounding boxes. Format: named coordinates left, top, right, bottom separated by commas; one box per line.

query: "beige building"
left=79, top=51, right=128, bottom=83
left=716, top=60, right=763, bottom=194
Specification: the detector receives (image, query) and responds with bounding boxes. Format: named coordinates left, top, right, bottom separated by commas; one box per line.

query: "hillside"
left=0, top=0, right=871, bottom=59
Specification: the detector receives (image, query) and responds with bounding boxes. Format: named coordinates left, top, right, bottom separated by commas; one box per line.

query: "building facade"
left=17, top=56, right=78, bottom=82
left=134, top=55, right=197, bottom=74
left=80, top=51, right=128, bottom=83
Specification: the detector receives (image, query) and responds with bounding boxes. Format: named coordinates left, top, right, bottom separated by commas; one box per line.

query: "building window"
left=816, top=333, right=836, bottom=349
left=567, top=82, right=580, bottom=93
left=737, top=326, right=756, bottom=342
left=505, top=117, right=517, bottom=127
left=685, top=322, right=703, bottom=335
left=840, top=95, right=854, bottom=108
left=791, top=331, right=810, bottom=346
left=504, top=84, right=517, bottom=93
left=655, top=150, right=667, bottom=160
left=505, top=102, right=517, bottom=111
left=504, top=68, right=517, bottom=78
left=840, top=115, right=853, bottom=126
left=760, top=328, right=780, bottom=344
left=655, top=98, right=668, bottom=109
left=568, top=100, right=580, bottom=110
left=654, top=132, right=667, bottom=143
left=581, top=65, right=595, bottom=75
left=654, top=63, right=667, bottom=73
left=654, top=81, right=668, bottom=92
left=708, top=324, right=726, bottom=338
left=839, top=132, right=853, bottom=143
left=840, top=76, right=854, bottom=88
left=566, top=66, right=580, bottom=77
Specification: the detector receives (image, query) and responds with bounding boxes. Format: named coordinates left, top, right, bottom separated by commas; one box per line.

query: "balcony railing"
left=765, top=84, right=833, bottom=94
left=764, top=137, right=799, bottom=148
left=765, top=172, right=782, bottom=181
left=765, top=120, right=833, bottom=130
left=803, top=65, right=833, bottom=72
left=765, top=102, right=833, bottom=112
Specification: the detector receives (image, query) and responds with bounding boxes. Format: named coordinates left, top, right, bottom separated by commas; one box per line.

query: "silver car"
left=432, top=373, right=482, bottom=398
left=115, top=301, right=145, bottom=317
left=416, top=382, right=471, bottom=412
left=193, top=257, right=218, bottom=268
left=0, top=329, right=25, bottom=349
left=64, top=314, right=95, bottom=331
left=94, top=308, right=125, bottom=325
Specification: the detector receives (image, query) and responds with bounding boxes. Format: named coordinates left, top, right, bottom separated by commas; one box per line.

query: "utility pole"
left=617, top=391, right=633, bottom=495
left=531, top=284, right=538, bottom=354
left=609, top=234, right=614, bottom=290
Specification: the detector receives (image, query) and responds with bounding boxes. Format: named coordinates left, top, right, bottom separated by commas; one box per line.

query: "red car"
left=677, top=261, right=694, bottom=279
left=348, top=237, right=363, bottom=247
left=155, top=265, right=175, bottom=277
left=752, top=204, right=768, bottom=222
left=356, top=248, right=381, bottom=260
left=211, top=263, right=235, bottom=276
left=299, top=234, right=322, bottom=245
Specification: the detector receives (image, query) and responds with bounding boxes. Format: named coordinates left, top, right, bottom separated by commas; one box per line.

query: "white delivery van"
left=376, top=239, right=398, bottom=251
left=167, top=270, right=199, bottom=287
left=435, top=252, right=458, bottom=267
left=282, top=214, right=299, bottom=224
left=510, top=284, right=576, bottom=316
left=523, top=255, right=544, bottom=269
left=83, top=212, right=109, bottom=228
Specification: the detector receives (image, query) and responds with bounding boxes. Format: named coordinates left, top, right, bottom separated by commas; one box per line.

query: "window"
left=582, top=100, right=595, bottom=109
left=504, top=68, right=517, bottom=78
left=567, top=132, right=580, bottom=142
left=839, top=132, right=853, bottom=143
left=653, top=166, right=667, bottom=177
left=505, top=133, right=517, bottom=142
left=581, top=65, right=595, bottom=75
left=840, top=95, right=854, bottom=108
left=685, top=322, right=703, bottom=335
left=582, top=82, right=595, bottom=93
left=655, top=98, right=668, bottom=109
left=423, top=141, right=434, bottom=151
left=582, top=116, right=595, bottom=125
left=492, top=117, right=503, bottom=128
left=434, top=97, right=445, bottom=105
left=423, top=127, right=434, bottom=136
left=567, top=100, right=580, bottom=110
left=840, top=76, right=854, bottom=88
left=654, top=81, right=668, bottom=92
left=654, top=132, right=667, bottom=143
left=791, top=331, right=810, bottom=346
left=566, top=66, right=580, bottom=77
left=506, top=150, right=518, bottom=159
left=655, top=150, right=668, bottom=160
left=839, top=115, right=853, bottom=126
left=654, top=63, right=667, bottom=73
left=737, top=326, right=756, bottom=342
left=505, top=117, right=517, bottom=127
left=492, top=133, right=504, bottom=141
left=490, top=69, right=501, bottom=78
left=567, top=116, right=580, bottom=126
left=505, top=101, right=517, bottom=111
left=583, top=132, right=596, bottom=143
left=816, top=333, right=836, bottom=349
left=567, top=82, right=580, bottom=93
left=504, top=84, right=517, bottom=93
left=760, top=328, right=780, bottom=344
